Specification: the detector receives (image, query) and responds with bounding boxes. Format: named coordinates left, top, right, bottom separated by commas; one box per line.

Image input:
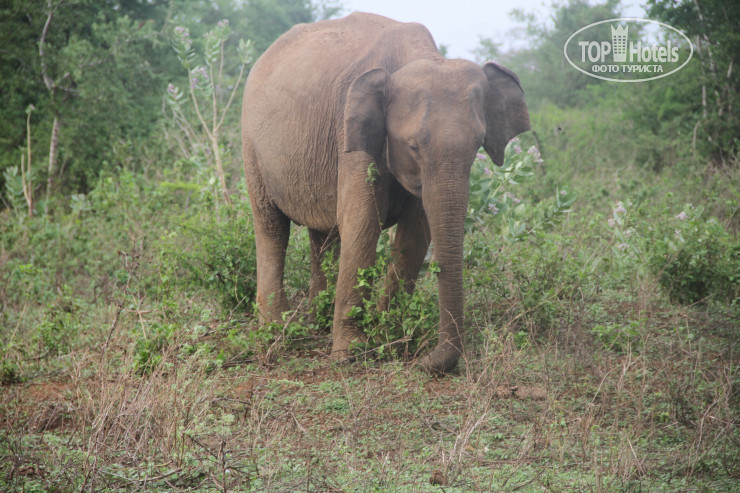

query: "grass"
left=2, top=233, right=737, bottom=491
left=1, top=307, right=736, bottom=491
left=1, top=103, right=739, bottom=491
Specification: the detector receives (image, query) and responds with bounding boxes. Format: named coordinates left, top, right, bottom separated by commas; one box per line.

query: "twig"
left=101, top=245, right=141, bottom=362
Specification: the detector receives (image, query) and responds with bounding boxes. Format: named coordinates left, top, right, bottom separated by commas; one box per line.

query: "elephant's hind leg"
left=252, top=204, right=291, bottom=322
left=244, top=147, right=291, bottom=322
left=308, top=228, right=339, bottom=303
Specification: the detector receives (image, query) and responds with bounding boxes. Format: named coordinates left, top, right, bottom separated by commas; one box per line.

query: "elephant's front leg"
left=378, top=197, right=431, bottom=311
left=331, top=159, right=385, bottom=360
left=331, top=221, right=381, bottom=359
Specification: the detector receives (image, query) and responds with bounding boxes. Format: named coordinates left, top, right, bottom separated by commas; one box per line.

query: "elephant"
left=241, top=12, right=530, bottom=374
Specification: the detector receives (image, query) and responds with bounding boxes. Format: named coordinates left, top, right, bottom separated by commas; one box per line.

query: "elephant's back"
left=247, top=13, right=403, bottom=90
left=243, top=13, right=410, bottom=141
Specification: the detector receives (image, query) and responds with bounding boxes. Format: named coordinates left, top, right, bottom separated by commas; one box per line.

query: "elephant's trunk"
left=419, top=169, right=469, bottom=374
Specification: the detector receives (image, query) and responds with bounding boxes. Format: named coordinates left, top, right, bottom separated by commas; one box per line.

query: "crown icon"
left=611, top=24, right=628, bottom=62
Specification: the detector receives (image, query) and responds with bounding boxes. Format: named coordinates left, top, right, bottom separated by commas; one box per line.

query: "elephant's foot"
left=419, top=344, right=462, bottom=375
left=330, top=325, right=368, bottom=362
left=256, top=291, right=290, bottom=323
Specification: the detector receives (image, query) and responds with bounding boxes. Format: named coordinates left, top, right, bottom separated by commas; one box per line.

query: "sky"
left=338, top=0, right=647, bottom=60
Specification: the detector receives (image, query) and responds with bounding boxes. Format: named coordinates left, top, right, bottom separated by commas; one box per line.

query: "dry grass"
left=1, top=239, right=738, bottom=492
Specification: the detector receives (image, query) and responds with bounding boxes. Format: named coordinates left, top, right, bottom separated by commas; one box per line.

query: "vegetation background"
left=1, top=0, right=738, bottom=491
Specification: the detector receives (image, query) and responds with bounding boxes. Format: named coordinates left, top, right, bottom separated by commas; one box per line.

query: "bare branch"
left=39, top=0, right=57, bottom=92
left=217, top=65, right=247, bottom=131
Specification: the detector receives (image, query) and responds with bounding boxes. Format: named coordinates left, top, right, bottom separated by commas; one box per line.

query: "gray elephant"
left=241, top=12, right=530, bottom=373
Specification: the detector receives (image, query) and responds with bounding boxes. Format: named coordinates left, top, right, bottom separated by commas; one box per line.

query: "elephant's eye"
left=408, top=142, right=419, bottom=153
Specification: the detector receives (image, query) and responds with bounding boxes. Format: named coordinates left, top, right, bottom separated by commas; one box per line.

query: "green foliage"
left=0, top=0, right=326, bottom=202
left=505, top=0, right=623, bottom=108
left=0, top=358, right=21, bottom=385
left=647, top=204, right=740, bottom=305
left=591, top=321, right=642, bottom=353
left=468, top=141, right=575, bottom=242
left=646, top=0, right=740, bottom=155
left=132, top=322, right=177, bottom=375
left=3, top=166, right=32, bottom=214
left=35, top=286, right=83, bottom=355
left=310, top=245, right=339, bottom=330
left=346, top=234, right=439, bottom=360
left=158, top=197, right=257, bottom=313
left=166, top=19, right=257, bottom=203
left=366, top=161, right=378, bottom=184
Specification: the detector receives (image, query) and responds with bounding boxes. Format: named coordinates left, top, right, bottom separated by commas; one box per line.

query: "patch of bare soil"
left=1, top=380, right=77, bottom=432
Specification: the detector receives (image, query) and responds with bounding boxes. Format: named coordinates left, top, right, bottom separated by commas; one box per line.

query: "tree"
left=471, top=37, right=500, bottom=64
left=646, top=0, right=739, bottom=158
left=0, top=0, right=340, bottom=209
left=499, top=0, right=623, bottom=108
left=167, top=21, right=256, bottom=204
left=0, top=0, right=169, bottom=207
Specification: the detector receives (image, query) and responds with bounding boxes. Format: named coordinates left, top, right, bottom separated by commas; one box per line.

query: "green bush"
left=467, top=140, right=574, bottom=242
left=34, top=286, right=83, bottom=355
left=132, top=321, right=177, bottom=374
left=591, top=321, right=642, bottom=354
left=309, top=244, right=338, bottom=331
left=345, top=235, right=439, bottom=361
left=158, top=196, right=257, bottom=313
left=647, top=204, right=740, bottom=305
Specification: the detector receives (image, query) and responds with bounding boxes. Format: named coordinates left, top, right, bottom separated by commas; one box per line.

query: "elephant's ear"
left=344, top=68, right=389, bottom=160
left=482, top=62, right=531, bottom=166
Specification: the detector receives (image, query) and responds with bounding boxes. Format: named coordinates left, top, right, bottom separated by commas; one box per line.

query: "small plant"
left=606, top=200, right=639, bottom=255
left=0, top=356, right=21, bottom=385
left=468, top=140, right=574, bottom=242
left=310, top=246, right=339, bottom=331
left=591, top=321, right=643, bottom=353
left=159, top=197, right=257, bottom=313
left=132, top=321, right=177, bottom=374
left=648, top=203, right=740, bottom=305
left=167, top=21, right=256, bottom=204
left=34, top=286, right=83, bottom=355
left=2, top=104, right=36, bottom=218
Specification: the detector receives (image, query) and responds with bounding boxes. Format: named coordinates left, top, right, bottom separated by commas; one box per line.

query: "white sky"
left=338, top=0, right=647, bottom=59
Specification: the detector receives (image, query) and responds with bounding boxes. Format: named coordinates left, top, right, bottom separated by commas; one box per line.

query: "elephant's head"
left=343, top=59, right=531, bottom=373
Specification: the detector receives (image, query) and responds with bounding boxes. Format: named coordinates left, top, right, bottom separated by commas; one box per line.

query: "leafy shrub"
left=34, top=286, right=83, bottom=355
left=132, top=322, right=177, bottom=374
left=0, top=358, right=21, bottom=385
left=468, top=141, right=574, bottom=242
left=309, top=244, right=339, bottom=331
left=1, top=260, right=51, bottom=308
left=591, top=321, right=642, bottom=353
left=647, top=204, right=740, bottom=305
left=346, top=235, right=439, bottom=360
left=159, top=196, right=257, bottom=313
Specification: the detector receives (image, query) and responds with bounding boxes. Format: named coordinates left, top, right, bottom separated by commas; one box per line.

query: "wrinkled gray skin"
left=241, top=12, right=530, bottom=374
